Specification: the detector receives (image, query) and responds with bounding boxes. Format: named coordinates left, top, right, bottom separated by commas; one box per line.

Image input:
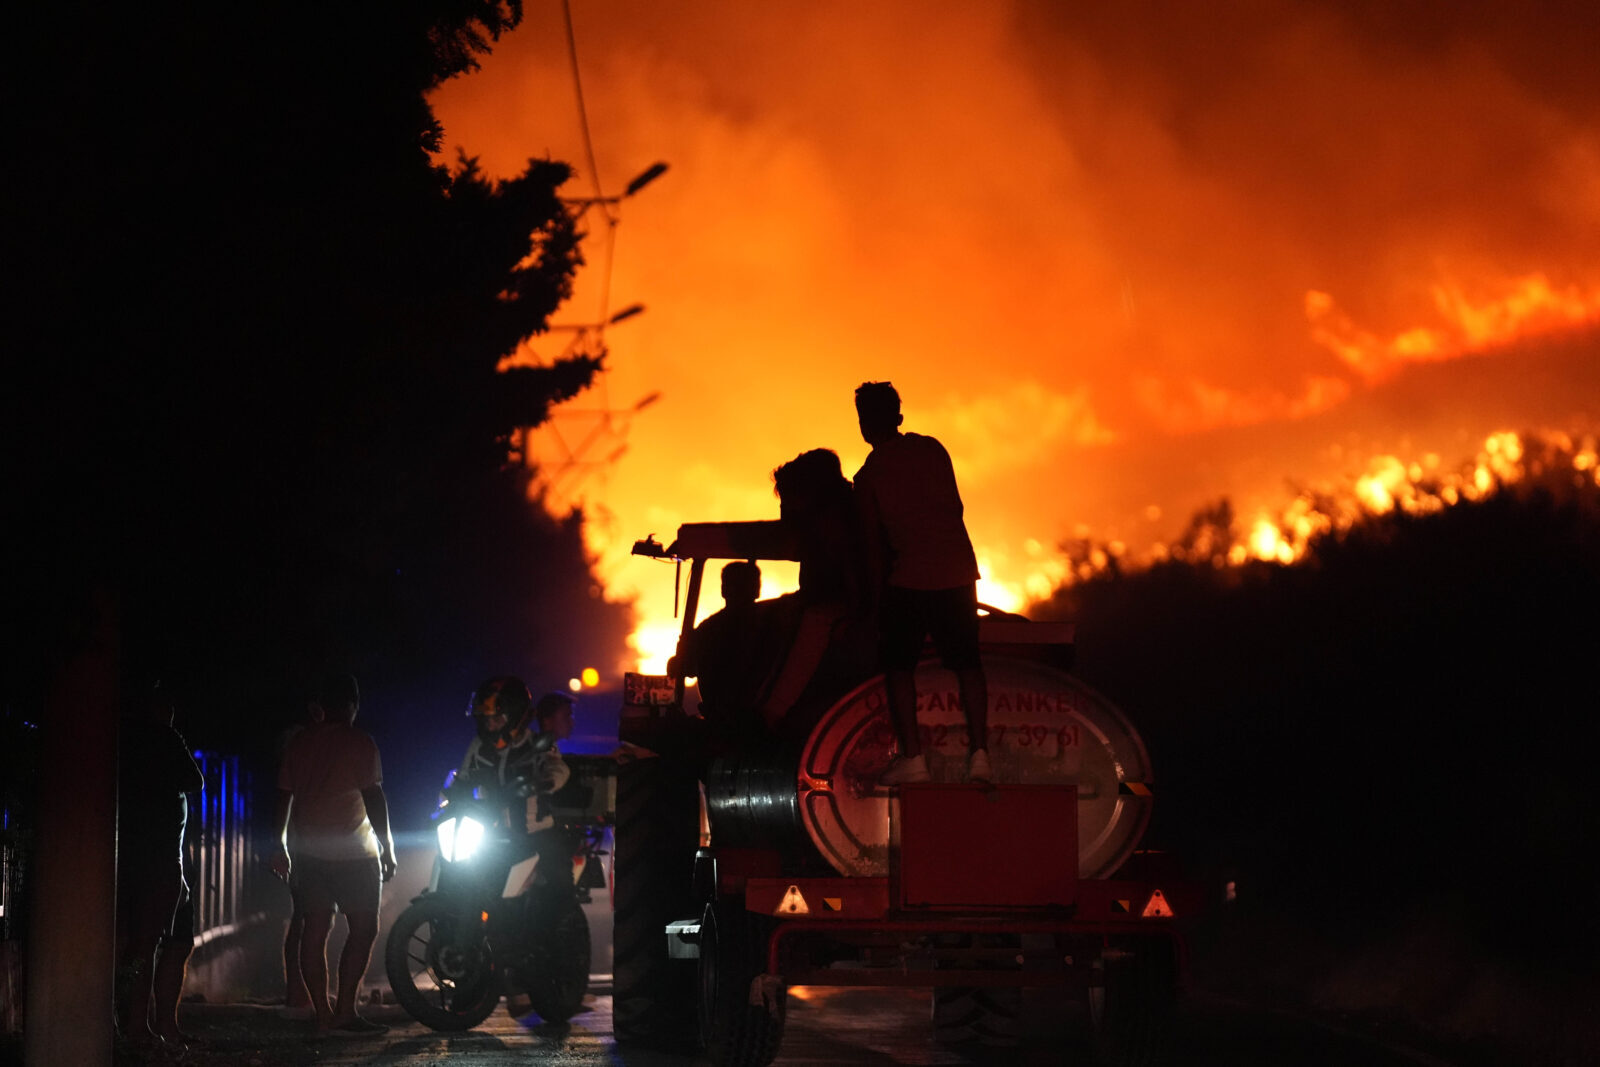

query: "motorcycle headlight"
left=436, top=814, right=486, bottom=862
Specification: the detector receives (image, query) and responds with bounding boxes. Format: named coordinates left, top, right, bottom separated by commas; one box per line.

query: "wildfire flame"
left=1159, top=429, right=1598, bottom=576
left=426, top=4, right=1600, bottom=678
left=616, top=426, right=1598, bottom=672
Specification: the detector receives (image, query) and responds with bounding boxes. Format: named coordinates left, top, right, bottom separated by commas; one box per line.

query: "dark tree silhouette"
left=6, top=1, right=632, bottom=755
left=1036, top=453, right=1600, bottom=1002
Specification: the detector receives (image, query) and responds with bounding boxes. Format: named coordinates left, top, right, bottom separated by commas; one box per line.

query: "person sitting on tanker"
left=672, top=560, right=772, bottom=736
left=852, top=380, right=990, bottom=785
left=774, top=448, right=860, bottom=608
left=758, top=448, right=875, bottom=725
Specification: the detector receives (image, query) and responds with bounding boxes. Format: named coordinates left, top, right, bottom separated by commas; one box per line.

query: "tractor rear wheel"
left=611, top=756, right=701, bottom=1048
left=697, top=900, right=785, bottom=1067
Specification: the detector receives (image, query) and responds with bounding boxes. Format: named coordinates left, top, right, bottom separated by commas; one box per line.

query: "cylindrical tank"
left=704, top=652, right=1153, bottom=880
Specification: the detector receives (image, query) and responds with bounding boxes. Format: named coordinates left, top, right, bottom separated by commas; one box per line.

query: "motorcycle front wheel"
left=385, top=894, right=500, bottom=1031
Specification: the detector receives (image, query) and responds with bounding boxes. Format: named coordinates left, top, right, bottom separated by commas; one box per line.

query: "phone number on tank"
left=868, top=722, right=1083, bottom=750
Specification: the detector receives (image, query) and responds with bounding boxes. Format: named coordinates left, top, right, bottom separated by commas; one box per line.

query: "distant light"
left=581, top=667, right=600, bottom=688
left=568, top=678, right=582, bottom=693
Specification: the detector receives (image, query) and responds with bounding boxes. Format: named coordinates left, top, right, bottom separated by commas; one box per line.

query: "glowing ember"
left=1247, top=519, right=1294, bottom=565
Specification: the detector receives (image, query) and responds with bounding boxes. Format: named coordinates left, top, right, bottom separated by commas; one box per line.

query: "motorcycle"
left=384, top=737, right=609, bottom=1030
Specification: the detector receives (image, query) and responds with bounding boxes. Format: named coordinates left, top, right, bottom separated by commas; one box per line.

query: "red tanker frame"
left=616, top=521, right=1204, bottom=1067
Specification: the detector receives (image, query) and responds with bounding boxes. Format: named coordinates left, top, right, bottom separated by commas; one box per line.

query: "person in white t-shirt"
left=270, top=673, right=395, bottom=1034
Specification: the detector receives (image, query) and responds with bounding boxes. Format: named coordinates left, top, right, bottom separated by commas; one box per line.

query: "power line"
left=521, top=1, right=668, bottom=510
left=561, top=0, right=606, bottom=210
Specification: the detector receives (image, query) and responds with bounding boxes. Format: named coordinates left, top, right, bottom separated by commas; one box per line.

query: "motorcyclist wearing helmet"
left=457, top=677, right=572, bottom=836
left=455, top=680, right=581, bottom=1014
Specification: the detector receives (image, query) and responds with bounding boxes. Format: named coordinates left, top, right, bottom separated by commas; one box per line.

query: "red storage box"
left=894, top=783, right=1078, bottom=910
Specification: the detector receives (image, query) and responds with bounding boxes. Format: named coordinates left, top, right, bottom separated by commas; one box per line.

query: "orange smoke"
left=427, top=3, right=1600, bottom=675
left=1308, top=275, right=1600, bottom=382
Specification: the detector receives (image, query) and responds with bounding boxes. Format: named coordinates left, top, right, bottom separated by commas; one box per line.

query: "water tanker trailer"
left=612, top=521, right=1199, bottom=1066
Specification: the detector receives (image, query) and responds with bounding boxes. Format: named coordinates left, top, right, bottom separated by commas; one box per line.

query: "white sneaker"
left=880, top=753, right=931, bottom=785
left=967, top=749, right=992, bottom=783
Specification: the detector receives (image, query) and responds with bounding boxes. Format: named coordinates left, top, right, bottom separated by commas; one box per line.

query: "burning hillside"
left=1032, top=431, right=1600, bottom=1064
left=1060, top=424, right=1600, bottom=578
left=426, top=1, right=1600, bottom=677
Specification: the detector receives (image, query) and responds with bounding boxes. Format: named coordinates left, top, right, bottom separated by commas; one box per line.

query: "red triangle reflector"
left=1141, top=889, right=1174, bottom=918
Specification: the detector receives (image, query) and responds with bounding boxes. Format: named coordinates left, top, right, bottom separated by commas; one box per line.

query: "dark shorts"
left=879, top=584, right=981, bottom=672
left=291, top=855, right=381, bottom=916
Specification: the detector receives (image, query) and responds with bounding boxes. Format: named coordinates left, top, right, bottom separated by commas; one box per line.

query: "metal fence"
left=189, top=751, right=254, bottom=941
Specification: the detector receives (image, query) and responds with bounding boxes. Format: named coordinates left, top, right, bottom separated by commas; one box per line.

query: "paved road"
left=160, top=979, right=1481, bottom=1067
left=134, top=849, right=1497, bottom=1067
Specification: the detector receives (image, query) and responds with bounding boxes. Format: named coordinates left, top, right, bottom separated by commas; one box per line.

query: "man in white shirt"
left=271, top=673, right=395, bottom=1034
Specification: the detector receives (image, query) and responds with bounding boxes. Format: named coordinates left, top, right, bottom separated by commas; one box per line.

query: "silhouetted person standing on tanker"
left=853, top=381, right=990, bottom=785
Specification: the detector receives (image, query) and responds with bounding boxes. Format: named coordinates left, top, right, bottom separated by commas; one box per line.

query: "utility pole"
left=518, top=161, right=669, bottom=508
left=25, top=590, right=118, bottom=1066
